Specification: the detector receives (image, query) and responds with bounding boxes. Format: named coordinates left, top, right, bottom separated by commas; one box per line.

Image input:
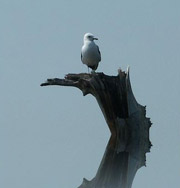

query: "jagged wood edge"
left=41, top=69, right=152, bottom=188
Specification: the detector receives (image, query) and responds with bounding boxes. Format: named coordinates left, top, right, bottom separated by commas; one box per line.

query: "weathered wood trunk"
left=41, top=68, right=152, bottom=188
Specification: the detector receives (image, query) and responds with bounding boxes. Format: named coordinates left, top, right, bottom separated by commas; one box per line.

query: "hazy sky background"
left=1, top=0, right=180, bottom=187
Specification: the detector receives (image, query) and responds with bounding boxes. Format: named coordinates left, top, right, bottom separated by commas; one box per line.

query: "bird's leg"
left=91, top=70, right=96, bottom=74
left=88, top=67, right=90, bottom=74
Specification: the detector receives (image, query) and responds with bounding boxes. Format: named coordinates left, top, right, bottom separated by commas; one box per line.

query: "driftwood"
left=41, top=68, right=152, bottom=188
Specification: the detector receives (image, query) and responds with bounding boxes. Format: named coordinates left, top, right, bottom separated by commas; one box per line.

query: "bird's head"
left=84, top=33, right=98, bottom=42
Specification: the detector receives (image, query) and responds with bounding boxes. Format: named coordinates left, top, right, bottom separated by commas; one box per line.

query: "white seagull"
left=81, top=33, right=101, bottom=73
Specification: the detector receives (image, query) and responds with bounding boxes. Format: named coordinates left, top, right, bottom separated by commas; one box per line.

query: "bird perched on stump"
left=81, top=33, right=101, bottom=73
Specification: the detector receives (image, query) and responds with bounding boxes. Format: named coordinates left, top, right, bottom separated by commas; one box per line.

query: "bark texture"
left=41, top=68, right=152, bottom=188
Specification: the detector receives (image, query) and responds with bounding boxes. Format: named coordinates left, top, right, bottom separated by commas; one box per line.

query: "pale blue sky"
left=0, top=0, right=180, bottom=187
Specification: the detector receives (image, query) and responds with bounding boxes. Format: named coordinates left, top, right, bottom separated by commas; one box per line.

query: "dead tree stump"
left=41, top=67, right=152, bottom=188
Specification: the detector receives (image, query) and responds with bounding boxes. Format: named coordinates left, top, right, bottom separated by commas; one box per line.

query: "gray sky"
left=1, top=0, right=180, bottom=187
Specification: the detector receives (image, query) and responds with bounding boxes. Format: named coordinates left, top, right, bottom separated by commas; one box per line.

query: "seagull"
left=81, top=33, right=101, bottom=73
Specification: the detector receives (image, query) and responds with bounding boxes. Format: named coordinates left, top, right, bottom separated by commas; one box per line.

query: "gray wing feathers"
left=97, top=45, right=101, bottom=61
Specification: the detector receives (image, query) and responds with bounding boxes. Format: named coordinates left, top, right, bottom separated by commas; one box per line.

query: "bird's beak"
left=93, top=37, right=98, bottom=40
